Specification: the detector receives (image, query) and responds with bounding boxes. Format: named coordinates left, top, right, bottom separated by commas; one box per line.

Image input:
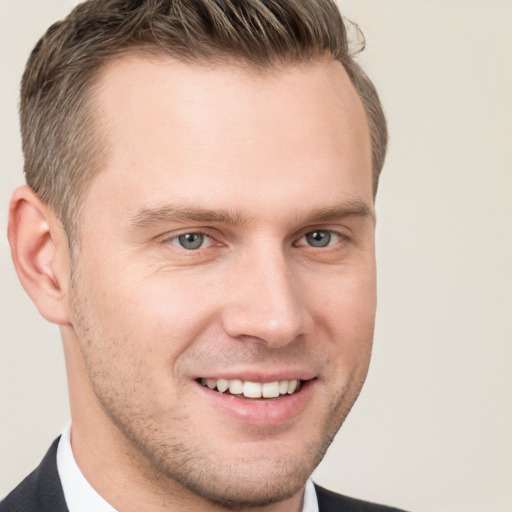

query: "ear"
left=8, top=185, right=72, bottom=325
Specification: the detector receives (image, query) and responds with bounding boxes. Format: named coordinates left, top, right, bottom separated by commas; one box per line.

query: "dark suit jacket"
left=1, top=438, right=407, bottom=512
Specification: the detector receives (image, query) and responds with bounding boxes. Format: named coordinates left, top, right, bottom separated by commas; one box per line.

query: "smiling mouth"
left=198, top=378, right=303, bottom=399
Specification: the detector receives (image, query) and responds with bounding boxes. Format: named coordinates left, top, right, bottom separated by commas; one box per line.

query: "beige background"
left=1, top=1, right=511, bottom=510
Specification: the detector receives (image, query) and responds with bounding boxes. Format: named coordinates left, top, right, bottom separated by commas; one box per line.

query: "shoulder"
left=315, top=484, right=409, bottom=512
left=0, top=438, right=68, bottom=512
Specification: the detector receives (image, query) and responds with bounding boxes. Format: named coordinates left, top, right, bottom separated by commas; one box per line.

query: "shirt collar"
left=57, top=424, right=118, bottom=512
left=303, top=479, right=320, bottom=512
left=57, top=424, right=318, bottom=512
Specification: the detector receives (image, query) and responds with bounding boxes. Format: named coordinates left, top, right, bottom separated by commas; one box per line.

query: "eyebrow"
left=299, top=200, right=376, bottom=224
left=128, top=198, right=374, bottom=230
left=129, top=204, right=250, bottom=229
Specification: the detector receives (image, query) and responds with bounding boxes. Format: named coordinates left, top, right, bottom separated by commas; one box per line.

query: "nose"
left=221, top=245, right=311, bottom=348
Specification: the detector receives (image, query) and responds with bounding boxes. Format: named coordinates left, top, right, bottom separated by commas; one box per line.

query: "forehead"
left=85, top=55, right=372, bottom=219
left=93, top=54, right=369, bottom=146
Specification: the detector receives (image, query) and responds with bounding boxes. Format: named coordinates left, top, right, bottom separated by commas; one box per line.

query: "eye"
left=170, top=232, right=212, bottom=250
left=296, top=230, right=342, bottom=248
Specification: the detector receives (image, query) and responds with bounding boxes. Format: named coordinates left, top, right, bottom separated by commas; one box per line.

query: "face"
left=65, top=56, right=376, bottom=509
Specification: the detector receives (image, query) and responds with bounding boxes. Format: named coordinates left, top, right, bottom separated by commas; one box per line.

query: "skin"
left=9, top=56, right=375, bottom=512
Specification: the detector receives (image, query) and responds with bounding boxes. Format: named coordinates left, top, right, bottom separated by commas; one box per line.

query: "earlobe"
left=8, top=185, right=72, bottom=325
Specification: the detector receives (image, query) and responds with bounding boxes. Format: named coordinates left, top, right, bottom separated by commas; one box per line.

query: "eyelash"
left=166, top=231, right=214, bottom=250
left=294, top=229, right=344, bottom=249
left=163, top=228, right=346, bottom=251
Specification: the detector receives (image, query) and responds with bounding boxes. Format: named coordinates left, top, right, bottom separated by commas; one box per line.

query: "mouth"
left=195, top=375, right=316, bottom=425
left=198, top=378, right=303, bottom=399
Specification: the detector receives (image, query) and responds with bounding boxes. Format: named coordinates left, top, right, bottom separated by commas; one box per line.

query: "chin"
left=168, top=456, right=312, bottom=510
left=140, top=428, right=335, bottom=510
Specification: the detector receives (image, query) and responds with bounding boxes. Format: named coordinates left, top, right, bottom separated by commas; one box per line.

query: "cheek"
left=77, top=270, right=223, bottom=396
left=308, top=267, right=376, bottom=363
left=310, top=260, right=376, bottom=319
left=71, top=275, right=183, bottom=412
left=130, top=274, right=220, bottom=338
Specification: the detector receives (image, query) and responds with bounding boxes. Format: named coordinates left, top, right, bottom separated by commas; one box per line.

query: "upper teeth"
left=200, top=378, right=300, bottom=398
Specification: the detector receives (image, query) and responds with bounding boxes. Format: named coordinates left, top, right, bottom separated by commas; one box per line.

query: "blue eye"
left=172, top=233, right=209, bottom=250
left=298, top=230, right=342, bottom=248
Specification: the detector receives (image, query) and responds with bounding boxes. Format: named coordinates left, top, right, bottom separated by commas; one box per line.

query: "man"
left=1, top=0, right=401, bottom=511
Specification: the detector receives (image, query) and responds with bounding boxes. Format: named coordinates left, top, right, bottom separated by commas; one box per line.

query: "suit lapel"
left=34, top=437, right=69, bottom=512
left=0, top=437, right=68, bottom=512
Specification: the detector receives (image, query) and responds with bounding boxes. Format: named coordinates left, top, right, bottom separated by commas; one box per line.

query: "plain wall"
left=1, top=1, right=511, bottom=510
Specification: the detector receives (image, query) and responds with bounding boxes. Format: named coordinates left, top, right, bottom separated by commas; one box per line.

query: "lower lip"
left=195, top=380, right=315, bottom=426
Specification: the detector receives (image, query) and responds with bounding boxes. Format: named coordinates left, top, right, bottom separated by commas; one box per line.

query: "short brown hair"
left=20, top=0, right=387, bottom=235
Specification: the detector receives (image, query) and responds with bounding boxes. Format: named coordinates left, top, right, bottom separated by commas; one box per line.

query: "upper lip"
left=195, top=370, right=317, bottom=383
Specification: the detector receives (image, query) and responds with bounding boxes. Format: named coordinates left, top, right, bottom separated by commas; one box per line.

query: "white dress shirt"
left=57, top=424, right=319, bottom=512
